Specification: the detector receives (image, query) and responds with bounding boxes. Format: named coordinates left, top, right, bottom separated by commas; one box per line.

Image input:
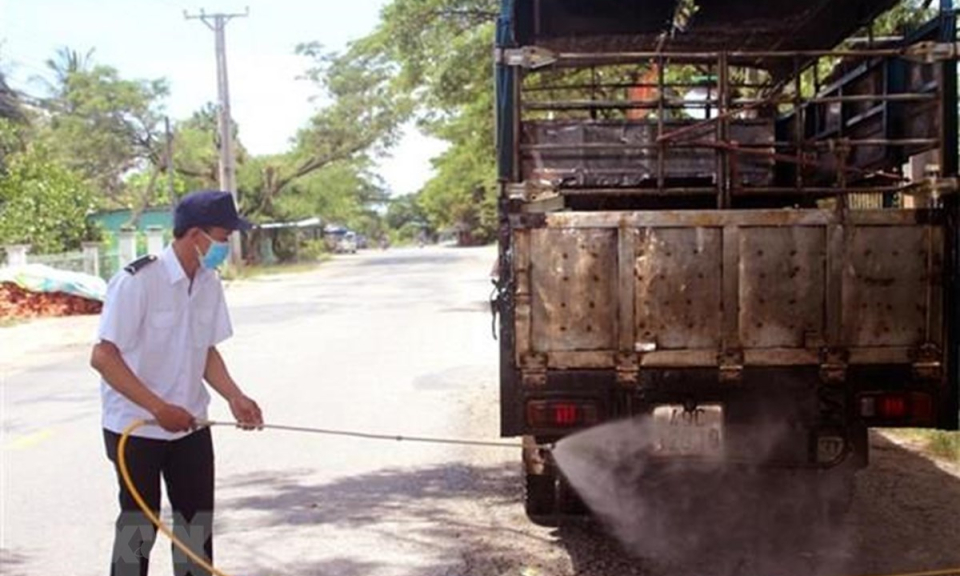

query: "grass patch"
left=890, top=429, right=960, bottom=463
left=927, top=431, right=960, bottom=462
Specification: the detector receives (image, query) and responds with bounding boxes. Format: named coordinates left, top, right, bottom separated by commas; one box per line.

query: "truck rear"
left=493, top=0, right=960, bottom=520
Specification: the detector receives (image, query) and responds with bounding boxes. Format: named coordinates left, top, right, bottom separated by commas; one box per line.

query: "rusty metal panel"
left=626, top=345, right=916, bottom=368
left=635, top=227, right=722, bottom=350
left=825, top=224, right=845, bottom=347
left=514, top=209, right=946, bottom=370
left=842, top=226, right=929, bottom=347
left=547, top=351, right=615, bottom=369
left=739, top=227, right=826, bottom=348
left=927, top=226, right=945, bottom=347
left=722, top=226, right=741, bottom=350
left=640, top=350, right=717, bottom=367
left=529, top=228, right=618, bottom=352
left=513, top=230, right=534, bottom=366
left=617, top=226, right=637, bottom=352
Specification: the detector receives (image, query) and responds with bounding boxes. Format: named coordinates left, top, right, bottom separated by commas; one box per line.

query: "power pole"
left=185, top=7, right=249, bottom=266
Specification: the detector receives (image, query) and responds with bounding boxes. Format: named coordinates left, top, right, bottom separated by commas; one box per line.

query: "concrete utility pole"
left=185, top=7, right=249, bottom=265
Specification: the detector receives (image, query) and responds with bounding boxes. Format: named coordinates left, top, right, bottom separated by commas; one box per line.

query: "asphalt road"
left=1, top=246, right=959, bottom=576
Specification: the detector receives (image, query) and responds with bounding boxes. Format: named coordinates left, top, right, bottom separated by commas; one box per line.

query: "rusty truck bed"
left=511, top=209, right=944, bottom=373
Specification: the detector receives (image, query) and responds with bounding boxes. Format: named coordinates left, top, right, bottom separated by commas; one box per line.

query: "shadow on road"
left=218, top=461, right=558, bottom=575
left=0, top=547, right=31, bottom=576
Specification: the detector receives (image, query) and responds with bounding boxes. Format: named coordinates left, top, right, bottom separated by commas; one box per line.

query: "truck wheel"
left=524, top=472, right=558, bottom=525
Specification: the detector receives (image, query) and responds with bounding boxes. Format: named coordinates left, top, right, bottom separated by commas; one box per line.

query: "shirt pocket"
left=148, top=311, right=178, bottom=346
left=191, top=308, right=216, bottom=349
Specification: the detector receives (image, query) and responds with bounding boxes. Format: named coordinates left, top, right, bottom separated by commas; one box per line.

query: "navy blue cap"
left=174, top=190, right=251, bottom=233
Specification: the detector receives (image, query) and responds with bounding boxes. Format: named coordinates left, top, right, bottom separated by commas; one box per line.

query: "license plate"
left=651, top=404, right=724, bottom=457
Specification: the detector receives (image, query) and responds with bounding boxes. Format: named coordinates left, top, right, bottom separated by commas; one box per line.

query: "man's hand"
left=152, top=403, right=197, bottom=432
left=229, top=395, right=263, bottom=430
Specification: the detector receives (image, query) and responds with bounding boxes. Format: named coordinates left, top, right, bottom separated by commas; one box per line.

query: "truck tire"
left=524, top=471, right=589, bottom=525
left=557, top=476, right=589, bottom=516
left=524, top=472, right=558, bottom=525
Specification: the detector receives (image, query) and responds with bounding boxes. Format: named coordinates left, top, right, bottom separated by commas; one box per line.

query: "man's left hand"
left=229, top=395, right=263, bottom=430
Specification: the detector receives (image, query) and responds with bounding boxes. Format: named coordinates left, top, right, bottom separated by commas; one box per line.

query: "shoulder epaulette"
left=124, top=254, right=158, bottom=275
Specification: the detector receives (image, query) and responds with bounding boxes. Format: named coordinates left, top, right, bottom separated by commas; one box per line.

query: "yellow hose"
left=118, top=420, right=231, bottom=576
left=117, top=418, right=960, bottom=576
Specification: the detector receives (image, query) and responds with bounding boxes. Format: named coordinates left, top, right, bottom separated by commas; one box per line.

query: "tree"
left=386, top=193, right=430, bottom=243
left=0, top=71, right=25, bottom=124
left=37, top=52, right=168, bottom=206
left=239, top=42, right=409, bottom=226
left=170, top=104, right=236, bottom=192
left=350, top=0, right=500, bottom=244
left=871, top=0, right=938, bottom=35
left=41, top=46, right=96, bottom=100
left=230, top=41, right=408, bottom=260
left=0, top=127, right=99, bottom=254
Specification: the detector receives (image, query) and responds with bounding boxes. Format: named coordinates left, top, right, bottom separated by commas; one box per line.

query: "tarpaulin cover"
left=0, top=264, right=107, bottom=302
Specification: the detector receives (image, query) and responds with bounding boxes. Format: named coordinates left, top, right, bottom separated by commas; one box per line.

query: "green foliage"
left=871, top=0, right=939, bottom=36
left=39, top=59, right=169, bottom=203
left=0, top=134, right=100, bottom=254
left=927, top=431, right=960, bottom=462
left=240, top=42, right=409, bottom=217
left=350, top=0, right=499, bottom=244
left=0, top=70, right=25, bottom=125
left=275, top=158, right=387, bottom=225
left=170, top=103, right=249, bottom=193
left=300, top=238, right=328, bottom=261
left=385, top=193, right=427, bottom=230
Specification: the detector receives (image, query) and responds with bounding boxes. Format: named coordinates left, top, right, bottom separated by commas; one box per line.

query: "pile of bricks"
left=0, top=282, right=102, bottom=319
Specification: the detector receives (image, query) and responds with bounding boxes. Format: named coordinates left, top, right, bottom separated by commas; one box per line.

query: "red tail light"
left=526, top=400, right=599, bottom=428
left=859, top=392, right=935, bottom=425
left=878, top=395, right=907, bottom=419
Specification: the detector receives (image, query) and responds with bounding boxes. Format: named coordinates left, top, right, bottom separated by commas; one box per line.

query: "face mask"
left=198, top=232, right=230, bottom=269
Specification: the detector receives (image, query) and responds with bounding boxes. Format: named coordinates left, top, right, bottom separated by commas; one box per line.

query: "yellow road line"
left=2, top=429, right=54, bottom=450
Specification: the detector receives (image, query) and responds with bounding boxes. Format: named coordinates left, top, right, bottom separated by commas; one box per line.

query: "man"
left=91, top=190, right=263, bottom=576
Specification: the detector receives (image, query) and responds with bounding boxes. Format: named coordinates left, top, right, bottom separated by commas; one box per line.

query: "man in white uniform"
left=91, top=190, right=263, bottom=576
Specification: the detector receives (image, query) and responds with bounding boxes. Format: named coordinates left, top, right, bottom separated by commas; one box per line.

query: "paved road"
left=1, top=247, right=959, bottom=576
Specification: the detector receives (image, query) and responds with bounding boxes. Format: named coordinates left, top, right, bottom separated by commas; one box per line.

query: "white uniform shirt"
left=97, top=246, right=233, bottom=440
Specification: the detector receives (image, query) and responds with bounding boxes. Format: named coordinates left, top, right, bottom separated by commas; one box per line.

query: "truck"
left=492, top=0, right=960, bottom=522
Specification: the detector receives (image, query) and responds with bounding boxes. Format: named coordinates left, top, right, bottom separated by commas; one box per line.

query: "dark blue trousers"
left=103, top=428, right=214, bottom=576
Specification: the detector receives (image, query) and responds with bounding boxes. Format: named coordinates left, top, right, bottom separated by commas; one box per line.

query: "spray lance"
left=117, top=418, right=553, bottom=576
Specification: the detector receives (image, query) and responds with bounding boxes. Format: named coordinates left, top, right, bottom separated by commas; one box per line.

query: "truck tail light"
left=858, top=392, right=935, bottom=425
left=526, top=400, right=599, bottom=428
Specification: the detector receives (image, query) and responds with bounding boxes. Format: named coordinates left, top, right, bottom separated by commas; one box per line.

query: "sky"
left=0, top=0, right=447, bottom=196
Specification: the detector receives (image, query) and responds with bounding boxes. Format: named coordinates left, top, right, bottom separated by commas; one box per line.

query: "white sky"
left=0, top=0, right=447, bottom=196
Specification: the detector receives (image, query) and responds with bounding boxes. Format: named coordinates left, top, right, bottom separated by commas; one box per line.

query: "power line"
left=185, top=7, right=249, bottom=266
